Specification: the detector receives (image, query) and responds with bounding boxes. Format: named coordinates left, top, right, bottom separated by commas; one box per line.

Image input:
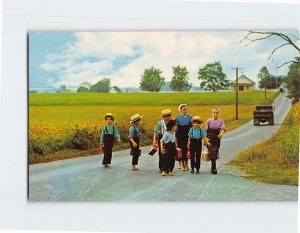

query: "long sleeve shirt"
left=154, top=120, right=167, bottom=135
left=128, top=125, right=141, bottom=139
left=99, top=124, right=121, bottom=144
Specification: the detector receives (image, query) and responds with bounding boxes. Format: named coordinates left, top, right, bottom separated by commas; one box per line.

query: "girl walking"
left=160, top=120, right=178, bottom=176
left=205, top=108, right=225, bottom=174
left=129, top=114, right=143, bottom=171
left=187, top=116, right=208, bottom=174
left=176, top=104, right=192, bottom=171
left=99, top=113, right=121, bottom=168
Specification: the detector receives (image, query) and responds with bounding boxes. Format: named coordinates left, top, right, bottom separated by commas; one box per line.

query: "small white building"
left=230, top=75, right=255, bottom=91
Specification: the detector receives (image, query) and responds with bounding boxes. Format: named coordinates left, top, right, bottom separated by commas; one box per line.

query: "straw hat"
left=192, top=116, right=203, bottom=123
left=161, top=109, right=173, bottom=117
left=104, top=113, right=114, bottom=120
left=130, top=114, right=143, bottom=123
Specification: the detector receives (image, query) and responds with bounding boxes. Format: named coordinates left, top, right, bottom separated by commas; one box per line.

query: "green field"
left=29, top=91, right=278, bottom=164
left=29, top=91, right=277, bottom=106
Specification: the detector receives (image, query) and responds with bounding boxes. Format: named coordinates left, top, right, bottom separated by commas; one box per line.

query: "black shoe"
left=196, top=170, right=200, bottom=174
left=191, top=169, right=194, bottom=173
left=166, top=171, right=169, bottom=174
left=211, top=169, right=218, bottom=174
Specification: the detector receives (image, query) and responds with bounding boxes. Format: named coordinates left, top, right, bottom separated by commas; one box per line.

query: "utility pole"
left=275, top=66, right=278, bottom=90
left=264, top=76, right=267, bottom=100
left=232, top=67, right=243, bottom=120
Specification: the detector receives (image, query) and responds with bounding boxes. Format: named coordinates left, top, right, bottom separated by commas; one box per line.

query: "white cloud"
left=39, top=31, right=299, bottom=88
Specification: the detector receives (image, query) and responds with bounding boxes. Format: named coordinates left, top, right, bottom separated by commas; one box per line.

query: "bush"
left=28, top=138, right=49, bottom=156
left=66, top=128, right=98, bottom=150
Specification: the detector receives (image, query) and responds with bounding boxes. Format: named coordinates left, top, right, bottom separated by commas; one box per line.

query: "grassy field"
left=29, top=91, right=276, bottom=106
left=229, top=102, right=299, bottom=186
left=29, top=91, right=277, bottom=164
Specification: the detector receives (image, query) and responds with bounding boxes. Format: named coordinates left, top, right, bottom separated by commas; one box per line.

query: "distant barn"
left=230, top=74, right=255, bottom=91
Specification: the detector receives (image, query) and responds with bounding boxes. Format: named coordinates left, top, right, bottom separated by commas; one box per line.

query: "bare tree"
left=240, top=31, right=300, bottom=67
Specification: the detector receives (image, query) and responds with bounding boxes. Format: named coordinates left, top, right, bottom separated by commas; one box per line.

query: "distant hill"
left=120, top=87, right=140, bottom=93
left=160, top=81, right=172, bottom=92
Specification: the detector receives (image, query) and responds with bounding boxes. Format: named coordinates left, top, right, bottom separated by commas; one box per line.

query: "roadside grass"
left=229, top=102, right=299, bottom=186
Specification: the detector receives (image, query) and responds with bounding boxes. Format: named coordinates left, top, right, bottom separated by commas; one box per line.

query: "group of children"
left=99, top=104, right=225, bottom=176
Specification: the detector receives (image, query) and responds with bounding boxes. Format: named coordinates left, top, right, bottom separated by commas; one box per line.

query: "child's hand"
left=207, top=142, right=211, bottom=147
left=218, top=133, right=223, bottom=139
left=133, top=142, right=138, bottom=148
left=161, top=148, right=166, bottom=154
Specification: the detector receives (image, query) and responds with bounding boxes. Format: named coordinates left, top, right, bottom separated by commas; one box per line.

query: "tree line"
left=72, top=58, right=299, bottom=102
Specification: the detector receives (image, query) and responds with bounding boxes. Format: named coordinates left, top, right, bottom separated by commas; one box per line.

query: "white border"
left=1, top=1, right=299, bottom=232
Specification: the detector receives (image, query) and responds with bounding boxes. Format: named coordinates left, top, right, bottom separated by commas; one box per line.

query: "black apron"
left=206, top=122, right=221, bottom=146
left=176, top=123, right=191, bottom=160
left=176, top=124, right=190, bottom=143
left=206, top=121, right=222, bottom=160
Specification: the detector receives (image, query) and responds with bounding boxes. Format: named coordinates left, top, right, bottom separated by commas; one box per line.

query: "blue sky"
left=29, top=31, right=299, bottom=88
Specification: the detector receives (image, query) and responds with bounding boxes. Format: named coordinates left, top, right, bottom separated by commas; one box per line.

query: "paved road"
left=29, top=93, right=298, bottom=201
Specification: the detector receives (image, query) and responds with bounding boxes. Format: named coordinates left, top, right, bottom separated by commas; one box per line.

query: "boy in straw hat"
left=153, top=109, right=173, bottom=173
left=176, top=104, right=192, bottom=171
left=99, top=113, right=121, bottom=168
left=205, top=108, right=225, bottom=174
left=129, top=114, right=143, bottom=170
left=187, top=116, right=208, bottom=174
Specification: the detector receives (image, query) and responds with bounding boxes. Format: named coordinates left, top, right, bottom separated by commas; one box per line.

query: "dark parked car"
left=253, top=105, right=275, bottom=126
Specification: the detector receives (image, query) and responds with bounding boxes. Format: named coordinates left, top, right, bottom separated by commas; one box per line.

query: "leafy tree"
left=77, top=86, right=89, bottom=93
left=113, top=86, right=122, bottom=93
left=197, top=62, right=229, bottom=92
left=89, top=78, right=111, bottom=93
left=57, top=84, right=67, bottom=93
left=140, top=66, right=165, bottom=92
left=170, top=65, right=192, bottom=92
left=257, top=66, right=273, bottom=89
left=285, top=57, right=300, bottom=101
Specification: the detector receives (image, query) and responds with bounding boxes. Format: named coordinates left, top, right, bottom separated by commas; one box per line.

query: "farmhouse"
left=230, top=74, right=255, bottom=91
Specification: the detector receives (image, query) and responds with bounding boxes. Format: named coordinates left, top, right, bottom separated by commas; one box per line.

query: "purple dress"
left=205, top=119, right=225, bottom=160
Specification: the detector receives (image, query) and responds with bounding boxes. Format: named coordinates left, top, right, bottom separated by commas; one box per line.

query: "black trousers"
left=190, top=145, right=202, bottom=170
left=162, top=142, right=176, bottom=172
left=102, top=145, right=113, bottom=165
left=132, top=153, right=139, bottom=165
left=130, top=137, right=140, bottom=165
left=158, top=134, right=163, bottom=170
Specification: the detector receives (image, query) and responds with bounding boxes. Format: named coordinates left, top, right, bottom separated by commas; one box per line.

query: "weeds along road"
left=29, top=93, right=298, bottom=201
